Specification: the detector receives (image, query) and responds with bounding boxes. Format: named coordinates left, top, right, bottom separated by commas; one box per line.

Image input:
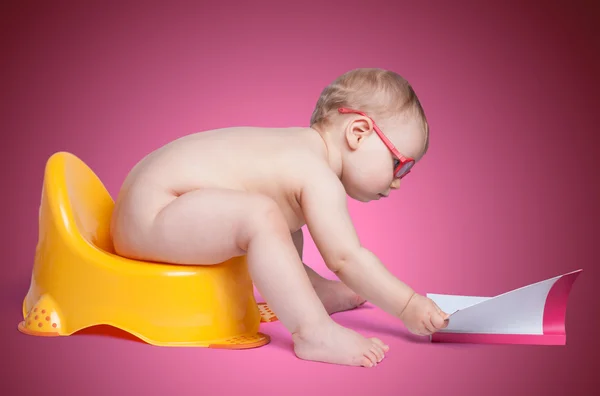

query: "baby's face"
left=341, top=115, right=426, bottom=202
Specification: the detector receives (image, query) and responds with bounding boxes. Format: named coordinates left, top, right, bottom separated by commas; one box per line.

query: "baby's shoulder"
left=284, top=144, right=332, bottom=178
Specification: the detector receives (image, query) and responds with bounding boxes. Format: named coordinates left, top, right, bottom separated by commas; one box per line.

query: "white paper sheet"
left=426, top=271, right=578, bottom=335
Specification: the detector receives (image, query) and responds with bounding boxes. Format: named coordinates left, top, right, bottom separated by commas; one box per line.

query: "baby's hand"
left=399, top=293, right=449, bottom=336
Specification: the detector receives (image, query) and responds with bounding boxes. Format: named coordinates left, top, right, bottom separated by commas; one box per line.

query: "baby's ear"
left=345, top=117, right=373, bottom=150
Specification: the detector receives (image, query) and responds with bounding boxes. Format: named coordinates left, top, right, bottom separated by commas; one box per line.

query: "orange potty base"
left=18, top=294, right=62, bottom=337
left=17, top=294, right=273, bottom=349
left=18, top=290, right=277, bottom=349
left=18, top=323, right=60, bottom=337
left=17, top=323, right=271, bottom=350
left=18, top=294, right=276, bottom=349
left=208, top=332, right=271, bottom=349
left=17, top=295, right=279, bottom=349
left=17, top=298, right=277, bottom=347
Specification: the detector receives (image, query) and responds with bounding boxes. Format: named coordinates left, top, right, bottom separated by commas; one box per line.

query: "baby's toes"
left=370, top=345, right=384, bottom=362
left=371, top=337, right=390, bottom=352
left=364, top=349, right=379, bottom=367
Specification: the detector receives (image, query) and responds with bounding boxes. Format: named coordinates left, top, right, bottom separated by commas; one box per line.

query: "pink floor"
left=2, top=279, right=596, bottom=395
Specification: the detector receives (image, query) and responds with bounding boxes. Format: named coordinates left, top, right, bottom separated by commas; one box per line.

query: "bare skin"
left=111, top=113, right=448, bottom=367
left=292, top=229, right=367, bottom=315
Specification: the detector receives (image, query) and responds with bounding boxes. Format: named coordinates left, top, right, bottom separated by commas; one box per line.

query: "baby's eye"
left=393, top=159, right=400, bottom=169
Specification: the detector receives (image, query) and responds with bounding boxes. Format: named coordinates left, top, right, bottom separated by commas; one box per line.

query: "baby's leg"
left=291, top=230, right=366, bottom=315
left=120, top=188, right=387, bottom=367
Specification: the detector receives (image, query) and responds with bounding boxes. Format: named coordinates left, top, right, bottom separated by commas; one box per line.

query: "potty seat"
left=18, top=151, right=279, bottom=348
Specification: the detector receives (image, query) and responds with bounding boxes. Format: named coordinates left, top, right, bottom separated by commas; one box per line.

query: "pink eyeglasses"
left=338, top=107, right=415, bottom=179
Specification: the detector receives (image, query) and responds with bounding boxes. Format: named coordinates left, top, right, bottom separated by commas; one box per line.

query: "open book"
left=426, top=269, right=582, bottom=345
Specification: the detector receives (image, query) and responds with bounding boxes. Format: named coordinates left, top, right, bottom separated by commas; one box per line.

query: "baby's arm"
left=300, top=168, right=448, bottom=333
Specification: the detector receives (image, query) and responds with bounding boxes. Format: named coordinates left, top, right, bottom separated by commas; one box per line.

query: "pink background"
left=2, top=1, right=599, bottom=394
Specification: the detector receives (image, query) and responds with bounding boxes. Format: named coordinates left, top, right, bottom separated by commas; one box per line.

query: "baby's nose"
left=390, top=178, right=401, bottom=189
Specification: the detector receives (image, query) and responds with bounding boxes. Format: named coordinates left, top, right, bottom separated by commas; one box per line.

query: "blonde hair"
left=310, top=68, right=429, bottom=153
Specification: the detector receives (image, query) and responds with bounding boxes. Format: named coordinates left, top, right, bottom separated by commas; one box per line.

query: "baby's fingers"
left=431, top=311, right=448, bottom=330
left=423, top=317, right=436, bottom=334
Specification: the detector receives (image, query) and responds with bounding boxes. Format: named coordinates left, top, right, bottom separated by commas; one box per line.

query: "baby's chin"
left=346, top=190, right=377, bottom=203
left=342, top=181, right=381, bottom=203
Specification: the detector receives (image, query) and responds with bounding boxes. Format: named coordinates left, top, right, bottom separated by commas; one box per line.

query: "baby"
left=110, top=68, right=449, bottom=368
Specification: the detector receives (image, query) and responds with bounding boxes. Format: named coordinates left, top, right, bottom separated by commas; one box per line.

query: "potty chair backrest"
left=45, top=152, right=116, bottom=254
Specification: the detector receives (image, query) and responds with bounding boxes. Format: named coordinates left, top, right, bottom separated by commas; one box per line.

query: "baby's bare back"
left=110, top=126, right=325, bottom=261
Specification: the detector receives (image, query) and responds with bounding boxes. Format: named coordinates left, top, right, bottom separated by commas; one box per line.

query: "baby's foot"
left=293, top=321, right=389, bottom=367
left=313, top=279, right=366, bottom=315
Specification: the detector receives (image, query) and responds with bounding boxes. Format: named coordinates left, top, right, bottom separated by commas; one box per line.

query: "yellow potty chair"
left=18, top=151, right=278, bottom=348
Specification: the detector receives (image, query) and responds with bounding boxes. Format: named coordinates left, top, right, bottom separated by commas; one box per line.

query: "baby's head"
left=310, top=68, right=429, bottom=202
